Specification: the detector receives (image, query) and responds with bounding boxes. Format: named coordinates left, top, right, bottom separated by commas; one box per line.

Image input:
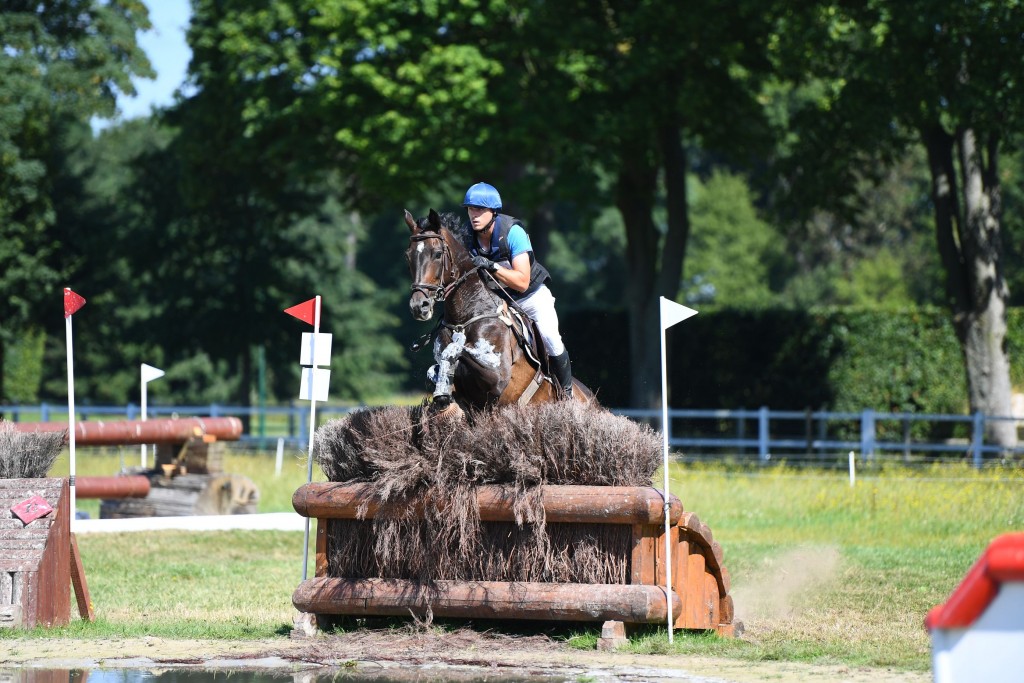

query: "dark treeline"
left=2, top=2, right=1023, bottom=444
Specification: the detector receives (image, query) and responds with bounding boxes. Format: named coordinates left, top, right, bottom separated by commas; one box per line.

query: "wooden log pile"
left=293, top=481, right=735, bottom=634
left=294, top=402, right=738, bottom=637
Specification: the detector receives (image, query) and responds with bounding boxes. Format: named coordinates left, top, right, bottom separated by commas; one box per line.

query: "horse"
left=404, top=208, right=595, bottom=410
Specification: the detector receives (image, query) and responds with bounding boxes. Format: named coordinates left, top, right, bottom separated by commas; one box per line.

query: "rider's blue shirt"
left=481, top=224, right=532, bottom=263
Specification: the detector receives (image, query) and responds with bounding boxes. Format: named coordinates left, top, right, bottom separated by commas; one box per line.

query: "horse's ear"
left=403, top=209, right=419, bottom=234
left=428, top=209, right=442, bottom=232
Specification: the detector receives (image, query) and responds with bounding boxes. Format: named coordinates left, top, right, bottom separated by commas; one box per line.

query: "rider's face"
left=467, top=206, right=494, bottom=232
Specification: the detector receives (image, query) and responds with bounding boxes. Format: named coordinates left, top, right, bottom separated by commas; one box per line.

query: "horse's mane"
left=417, top=210, right=472, bottom=250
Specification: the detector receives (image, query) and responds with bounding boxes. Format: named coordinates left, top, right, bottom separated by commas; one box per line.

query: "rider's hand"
left=471, top=255, right=498, bottom=272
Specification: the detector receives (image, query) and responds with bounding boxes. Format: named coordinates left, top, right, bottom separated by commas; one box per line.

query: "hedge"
left=564, top=307, right=1024, bottom=422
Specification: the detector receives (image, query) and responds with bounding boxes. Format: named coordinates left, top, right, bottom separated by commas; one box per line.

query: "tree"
left=775, top=2, right=1024, bottom=444
left=0, top=1, right=152, bottom=401
left=189, top=0, right=791, bottom=407
left=684, top=171, right=786, bottom=309
left=44, top=118, right=171, bottom=403
left=131, top=0, right=408, bottom=409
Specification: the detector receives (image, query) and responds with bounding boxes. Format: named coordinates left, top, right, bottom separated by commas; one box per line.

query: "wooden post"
left=70, top=533, right=94, bottom=621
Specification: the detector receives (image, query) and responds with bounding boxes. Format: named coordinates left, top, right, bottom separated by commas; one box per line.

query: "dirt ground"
left=1, top=629, right=931, bottom=683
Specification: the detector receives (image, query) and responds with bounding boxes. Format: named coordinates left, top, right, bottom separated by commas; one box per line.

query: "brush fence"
left=292, top=483, right=736, bottom=635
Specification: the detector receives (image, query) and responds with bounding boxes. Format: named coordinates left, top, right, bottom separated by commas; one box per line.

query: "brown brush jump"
left=292, top=482, right=736, bottom=635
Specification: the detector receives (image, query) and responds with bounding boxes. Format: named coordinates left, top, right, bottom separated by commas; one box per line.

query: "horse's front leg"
left=429, top=331, right=467, bottom=404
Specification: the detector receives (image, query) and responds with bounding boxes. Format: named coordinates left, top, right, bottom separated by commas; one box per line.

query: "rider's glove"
left=471, top=255, right=498, bottom=272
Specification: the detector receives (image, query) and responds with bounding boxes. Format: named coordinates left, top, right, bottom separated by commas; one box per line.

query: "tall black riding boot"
left=550, top=350, right=574, bottom=399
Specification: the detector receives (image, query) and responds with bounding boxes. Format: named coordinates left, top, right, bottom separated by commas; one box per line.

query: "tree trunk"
left=923, top=125, right=1015, bottom=448
left=617, top=148, right=660, bottom=409
left=617, top=127, right=691, bottom=409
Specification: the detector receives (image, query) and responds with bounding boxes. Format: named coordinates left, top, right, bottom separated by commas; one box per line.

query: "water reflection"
left=1, top=670, right=564, bottom=683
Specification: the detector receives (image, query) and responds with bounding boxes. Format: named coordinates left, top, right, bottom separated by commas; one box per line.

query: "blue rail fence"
left=3, top=403, right=1022, bottom=468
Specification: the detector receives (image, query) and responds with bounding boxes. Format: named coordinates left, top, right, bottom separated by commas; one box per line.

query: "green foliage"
left=775, top=149, right=941, bottom=309
left=832, top=248, right=914, bottom=308
left=684, top=171, right=786, bottom=309
left=1005, top=308, right=1024, bottom=390
left=569, top=307, right=972, bottom=422
left=769, top=2, right=1024, bottom=421
left=546, top=204, right=629, bottom=311
left=162, top=352, right=241, bottom=405
left=825, top=309, right=967, bottom=429
left=2, top=328, right=45, bottom=403
left=1002, top=151, right=1024, bottom=307
left=0, top=1, right=153, bottom=401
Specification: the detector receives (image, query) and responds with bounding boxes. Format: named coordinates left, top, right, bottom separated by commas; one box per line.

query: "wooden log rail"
left=75, top=476, right=151, bottom=499
left=293, top=483, right=683, bottom=526
left=292, top=482, right=737, bottom=636
left=294, top=578, right=681, bottom=623
left=9, top=417, right=243, bottom=446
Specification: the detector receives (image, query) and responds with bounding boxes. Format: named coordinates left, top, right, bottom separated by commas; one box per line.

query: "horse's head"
left=404, top=208, right=470, bottom=320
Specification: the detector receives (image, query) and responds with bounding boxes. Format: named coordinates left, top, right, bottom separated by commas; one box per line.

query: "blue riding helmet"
left=462, top=182, right=502, bottom=210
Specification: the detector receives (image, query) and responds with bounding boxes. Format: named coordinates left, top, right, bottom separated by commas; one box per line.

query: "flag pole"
left=301, top=295, right=322, bottom=581
left=657, top=296, right=698, bottom=645
left=140, top=365, right=148, bottom=468
left=63, top=288, right=86, bottom=531
left=66, top=308, right=77, bottom=530
left=659, top=298, right=674, bottom=644
left=140, top=364, right=165, bottom=468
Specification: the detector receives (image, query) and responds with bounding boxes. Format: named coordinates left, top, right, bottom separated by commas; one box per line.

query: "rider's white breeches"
left=517, top=285, right=565, bottom=356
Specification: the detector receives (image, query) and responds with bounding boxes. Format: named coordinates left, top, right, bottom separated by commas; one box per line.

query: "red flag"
left=284, top=297, right=318, bottom=325
left=64, top=288, right=86, bottom=318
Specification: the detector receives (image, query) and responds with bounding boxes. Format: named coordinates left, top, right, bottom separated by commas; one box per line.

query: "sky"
left=98, top=1, right=192, bottom=126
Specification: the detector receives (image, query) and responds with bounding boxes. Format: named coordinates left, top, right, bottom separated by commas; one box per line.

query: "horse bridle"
left=407, top=230, right=502, bottom=353
left=408, top=232, right=481, bottom=303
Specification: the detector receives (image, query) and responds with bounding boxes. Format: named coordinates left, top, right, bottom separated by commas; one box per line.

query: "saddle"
left=497, top=300, right=552, bottom=376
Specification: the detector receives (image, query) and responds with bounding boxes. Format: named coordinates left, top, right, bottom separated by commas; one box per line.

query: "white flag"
left=141, top=363, right=165, bottom=383
left=660, top=297, right=698, bottom=330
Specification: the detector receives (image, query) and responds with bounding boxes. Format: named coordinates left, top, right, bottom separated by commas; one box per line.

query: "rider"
left=461, top=181, right=574, bottom=398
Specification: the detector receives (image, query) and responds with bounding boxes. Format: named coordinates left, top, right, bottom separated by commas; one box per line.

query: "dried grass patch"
left=0, top=423, right=66, bottom=479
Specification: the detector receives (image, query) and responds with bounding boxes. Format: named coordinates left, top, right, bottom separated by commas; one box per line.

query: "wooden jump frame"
left=1, top=478, right=94, bottom=629
left=292, top=483, right=736, bottom=637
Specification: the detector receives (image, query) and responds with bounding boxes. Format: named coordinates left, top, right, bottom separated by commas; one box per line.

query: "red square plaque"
left=11, top=495, right=53, bottom=524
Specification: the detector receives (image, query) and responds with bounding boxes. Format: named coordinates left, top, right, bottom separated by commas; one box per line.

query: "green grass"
left=6, top=454, right=1022, bottom=674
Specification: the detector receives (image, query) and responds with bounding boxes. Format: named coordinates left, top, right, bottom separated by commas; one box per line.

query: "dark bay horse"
left=405, top=209, right=594, bottom=410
